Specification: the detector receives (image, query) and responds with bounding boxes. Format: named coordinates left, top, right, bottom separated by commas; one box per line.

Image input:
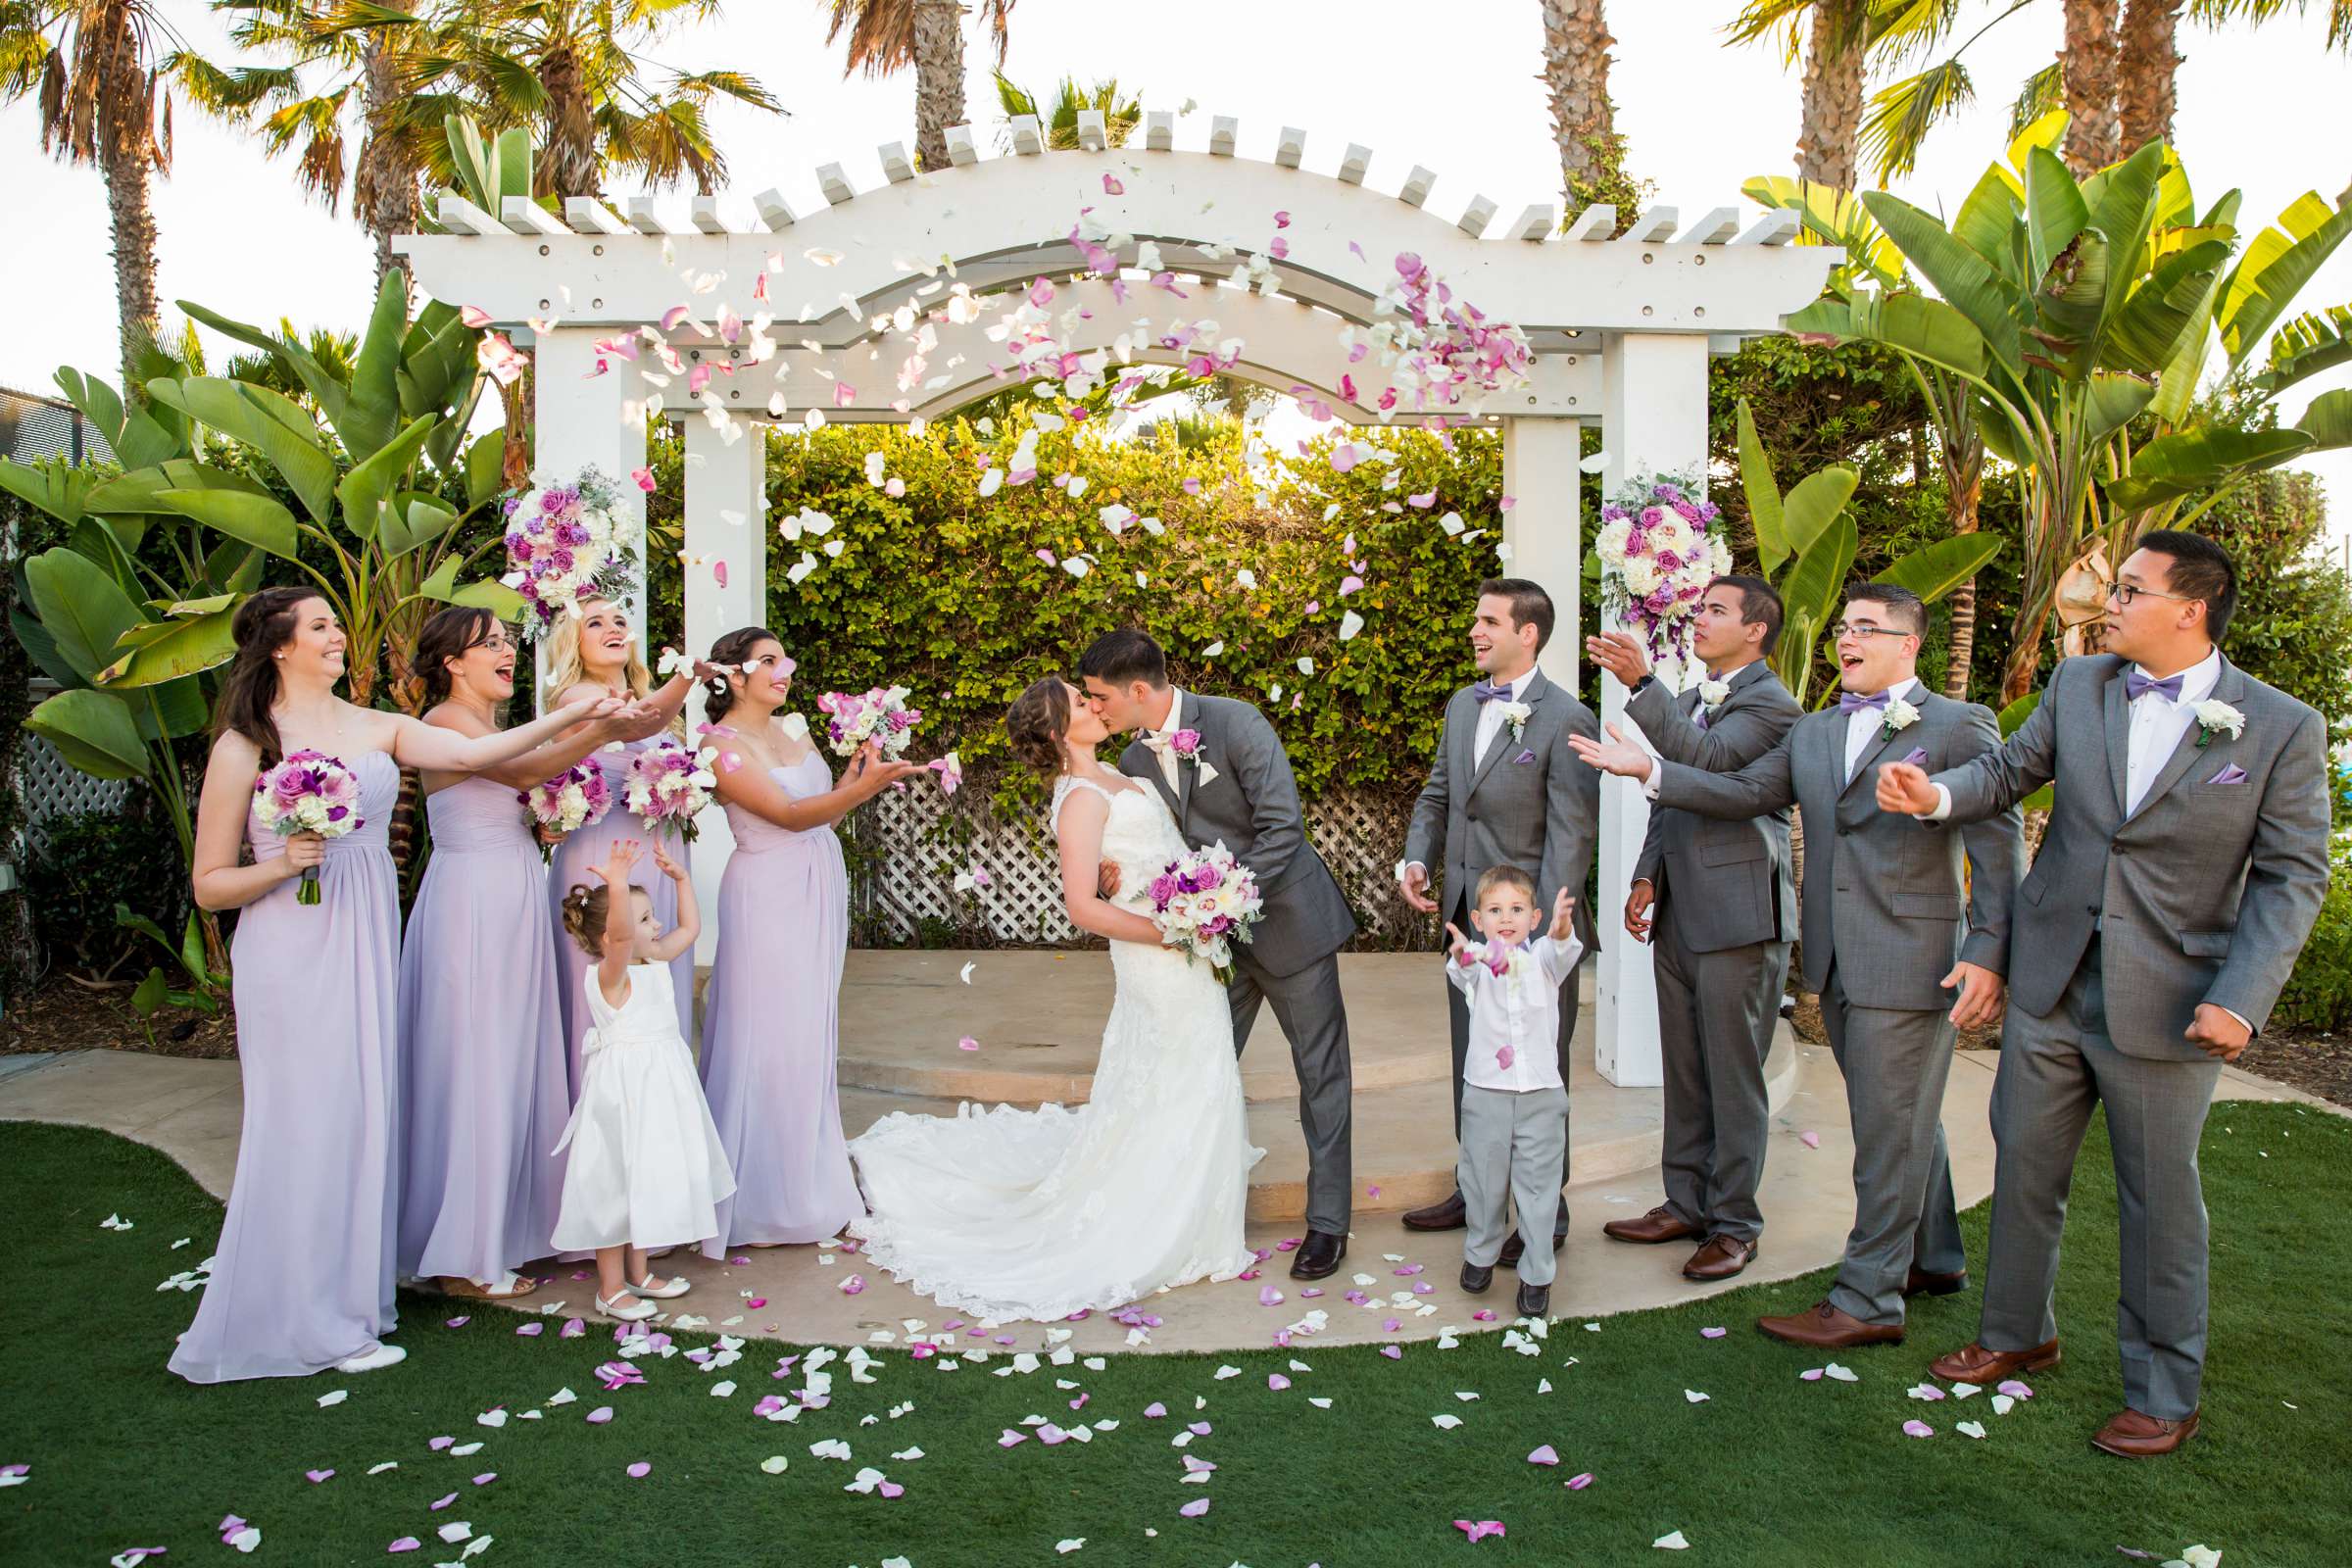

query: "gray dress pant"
left=1654, top=902, right=1788, bottom=1244
left=1978, top=937, right=2224, bottom=1420
left=1459, top=1083, right=1570, bottom=1286
left=1229, top=948, right=1352, bottom=1237
left=1820, top=964, right=1967, bottom=1326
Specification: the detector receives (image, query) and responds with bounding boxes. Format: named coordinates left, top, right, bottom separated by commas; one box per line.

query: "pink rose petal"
left=1268, top=1374, right=1291, bottom=1391
left=1996, top=1380, right=2034, bottom=1399
left=1701, top=1327, right=1728, bottom=1340
left=1102, top=173, right=1124, bottom=195
left=586, top=1407, right=613, bottom=1425
left=840, top=1274, right=865, bottom=1295
left=1380, top=1346, right=1402, bottom=1360
left=1902, top=1420, right=1935, bottom=1438
left=1179, top=1498, right=1210, bottom=1519
left=389, top=1540, right=421, bottom=1554
left=999, top=1430, right=1029, bottom=1447
left=1453, top=1520, right=1506, bottom=1543
left=1527, top=1445, right=1559, bottom=1466
left=1565, top=1472, right=1594, bottom=1491
left=443, top=1316, right=469, bottom=1328
left=747, top=1298, right=766, bottom=1310
left=957, top=1036, right=979, bottom=1052
left=1143, top=1402, right=1166, bottom=1418
left=626, top=1461, right=652, bottom=1478
left=427, top=1438, right=455, bottom=1451
left=429, top=1493, right=456, bottom=1511
left=1799, top=1130, right=1822, bottom=1150
left=305, top=1469, right=333, bottom=1483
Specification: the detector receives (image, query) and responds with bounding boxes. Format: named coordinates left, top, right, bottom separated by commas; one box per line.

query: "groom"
left=1079, top=629, right=1357, bottom=1281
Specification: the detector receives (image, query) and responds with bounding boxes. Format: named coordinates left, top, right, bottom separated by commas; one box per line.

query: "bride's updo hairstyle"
left=1006, top=676, right=1073, bottom=777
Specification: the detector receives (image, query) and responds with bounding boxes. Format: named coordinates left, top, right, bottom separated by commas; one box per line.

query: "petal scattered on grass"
left=1902, top=1420, right=1935, bottom=1438
left=1527, top=1445, right=1559, bottom=1466
left=1654, top=1530, right=1690, bottom=1550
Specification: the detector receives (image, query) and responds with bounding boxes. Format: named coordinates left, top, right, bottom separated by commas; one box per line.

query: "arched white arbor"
left=394, top=110, right=1838, bottom=1087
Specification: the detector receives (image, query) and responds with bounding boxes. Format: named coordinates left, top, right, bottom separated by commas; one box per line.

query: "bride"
left=845, top=676, right=1263, bottom=1322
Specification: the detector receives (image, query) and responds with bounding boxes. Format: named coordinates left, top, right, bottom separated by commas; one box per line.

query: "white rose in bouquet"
left=1620, top=556, right=1662, bottom=599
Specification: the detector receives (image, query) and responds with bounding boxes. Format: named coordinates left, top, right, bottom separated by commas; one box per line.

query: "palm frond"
left=2007, top=60, right=2063, bottom=138
left=1861, top=55, right=1975, bottom=182
left=1722, top=0, right=1813, bottom=63
left=665, top=67, right=782, bottom=114
left=821, top=0, right=915, bottom=79
left=1863, top=0, right=1965, bottom=62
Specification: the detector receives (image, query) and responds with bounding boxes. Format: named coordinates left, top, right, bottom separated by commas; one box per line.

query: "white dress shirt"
left=1472, top=669, right=1537, bottom=768
left=1447, top=933, right=1582, bottom=1092
left=1141, top=688, right=1192, bottom=795
left=1844, top=676, right=1926, bottom=784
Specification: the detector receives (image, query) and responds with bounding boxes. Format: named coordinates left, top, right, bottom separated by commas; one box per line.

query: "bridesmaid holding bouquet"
left=393, top=606, right=669, bottom=1300
left=174, top=588, right=620, bottom=1384
left=696, top=626, right=917, bottom=1255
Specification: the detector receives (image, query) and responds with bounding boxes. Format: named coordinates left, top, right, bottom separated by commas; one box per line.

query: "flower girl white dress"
left=551, top=964, right=737, bottom=1254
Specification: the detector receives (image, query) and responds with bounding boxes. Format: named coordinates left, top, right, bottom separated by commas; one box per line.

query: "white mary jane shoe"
left=334, top=1343, right=407, bottom=1374
left=596, top=1291, right=659, bottom=1322
left=625, top=1273, right=691, bottom=1300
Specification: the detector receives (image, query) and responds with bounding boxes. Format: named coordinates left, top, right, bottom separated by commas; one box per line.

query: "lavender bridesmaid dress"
left=699, top=754, right=863, bottom=1256
left=395, top=775, right=569, bottom=1283
left=547, top=738, right=694, bottom=1090
left=170, top=750, right=402, bottom=1383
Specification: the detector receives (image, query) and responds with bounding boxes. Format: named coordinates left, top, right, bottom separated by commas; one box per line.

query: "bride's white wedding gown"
left=845, top=776, right=1264, bottom=1323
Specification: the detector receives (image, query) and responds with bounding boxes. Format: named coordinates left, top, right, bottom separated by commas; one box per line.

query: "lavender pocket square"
left=1902, top=747, right=1930, bottom=766
left=2207, top=762, right=2249, bottom=785
left=1512, top=749, right=1537, bottom=765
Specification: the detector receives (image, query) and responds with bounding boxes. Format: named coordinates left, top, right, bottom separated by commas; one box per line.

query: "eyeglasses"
left=2106, top=582, right=2192, bottom=608
left=1826, top=622, right=1915, bottom=642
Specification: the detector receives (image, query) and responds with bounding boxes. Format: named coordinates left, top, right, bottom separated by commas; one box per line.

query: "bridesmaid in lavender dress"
left=544, top=599, right=701, bottom=1086
left=174, top=589, right=620, bottom=1383
left=394, top=607, right=676, bottom=1299
left=695, top=626, right=918, bottom=1256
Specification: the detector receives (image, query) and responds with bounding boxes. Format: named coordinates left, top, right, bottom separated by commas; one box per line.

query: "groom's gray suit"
left=1119, top=689, right=1355, bottom=1235
left=1923, top=652, right=2329, bottom=1418
left=1650, top=680, right=2023, bottom=1323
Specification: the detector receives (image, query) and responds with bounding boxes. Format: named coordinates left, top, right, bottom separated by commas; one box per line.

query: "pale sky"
left=6, top=0, right=2347, bottom=553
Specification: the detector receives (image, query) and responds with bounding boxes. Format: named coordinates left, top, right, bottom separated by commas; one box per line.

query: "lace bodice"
left=1052, top=776, right=1183, bottom=921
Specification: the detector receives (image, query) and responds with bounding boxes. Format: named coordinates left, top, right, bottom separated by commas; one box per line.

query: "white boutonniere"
left=1696, top=678, right=1731, bottom=708
left=1880, top=697, right=1921, bottom=740
left=1494, top=700, right=1533, bottom=742
left=2192, top=699, right=2245, bottom=748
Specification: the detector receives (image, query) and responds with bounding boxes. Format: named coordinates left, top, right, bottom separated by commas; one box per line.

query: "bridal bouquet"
left=519, top=760, right=612, bottom=861
left=623, top=740, right=719, bottom=843
left=815, top=685, right=922, bottom=760
left=1146, top=842, right=1264, bottom=982
left=1594, top=471, right=1731, bottom=688
left=500, top=466, right=640, bottom=638
left=251, top=751, right=366, bottom=905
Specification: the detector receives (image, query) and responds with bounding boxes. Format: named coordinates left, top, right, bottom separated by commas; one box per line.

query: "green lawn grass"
left=4, top=1104, right=2348, bottom=1567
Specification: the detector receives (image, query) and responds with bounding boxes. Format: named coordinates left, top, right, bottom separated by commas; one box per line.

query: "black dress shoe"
left=1289, top=1231, right=1347, bottom=1280
left=1460, top=1261, right=1493, bottom=1294
left=1402, top=1191, right=1467, bottom=1232
left=1516, top=1281, right=1550, bottom=1318
left=1497, top=1228, right=1567, bottom=1268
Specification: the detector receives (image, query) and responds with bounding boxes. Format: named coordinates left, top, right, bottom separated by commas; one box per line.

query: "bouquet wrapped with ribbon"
left=1145, top=842, right=1264, bottom=982
left=623, top=740, right=719, bottom=843
left=518, top=760, right=612, bottom=861
left=815, top=685, right=922, bottom=760
left=252, top=751, right=366, bottom=905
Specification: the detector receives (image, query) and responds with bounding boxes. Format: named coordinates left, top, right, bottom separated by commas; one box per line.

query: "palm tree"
left=822, top=0, right=1019, bottom=173
left=1, top=1, right=188, bottom=389
left=1537, top=0, right=1641, bottom=223
left=991, top=72, right=1137, bottom=151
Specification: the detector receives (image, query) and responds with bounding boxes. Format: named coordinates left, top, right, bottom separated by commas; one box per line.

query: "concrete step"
left=841, top=1028, right=1797, bottom=1224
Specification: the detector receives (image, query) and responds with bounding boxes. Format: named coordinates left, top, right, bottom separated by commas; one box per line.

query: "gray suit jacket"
left=1654, top=685, right=2022, bottom=1012
left=1117, top=690, right=1356, bottom=978
left=1401, top=669, right=1601, bottom=956
left=1628, top=662, right=1802, bottom=953
left=1931, top=653, right=2329, bottom=1055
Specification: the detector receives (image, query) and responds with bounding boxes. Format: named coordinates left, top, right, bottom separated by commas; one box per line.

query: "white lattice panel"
left=18, top=734, right=131, bottom=852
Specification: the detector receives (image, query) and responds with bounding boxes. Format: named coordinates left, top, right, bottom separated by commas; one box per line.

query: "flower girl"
left=554, top=838, right=736, bottom=1321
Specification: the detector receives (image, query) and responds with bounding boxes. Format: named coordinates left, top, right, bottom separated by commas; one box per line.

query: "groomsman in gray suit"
left=1396, top=579, right=1600, bottom=1263
left=1582, top=577, right=1801, bottom=1283
left=1574, top=583, right=2022, bottom=1343
left=1880, top=531, right=2330, bottom=1457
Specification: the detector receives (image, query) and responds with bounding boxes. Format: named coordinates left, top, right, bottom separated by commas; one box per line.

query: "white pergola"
left=395, top=110, right=1837, bottom=1087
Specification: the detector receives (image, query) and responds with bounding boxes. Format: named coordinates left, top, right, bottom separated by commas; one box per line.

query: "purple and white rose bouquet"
left=500, top=466, right=640, bottom=638
left=1145, top=841, right=1264, bottom=982
left=1594, top=471, right=1731, bottom=689
left=623, top=740, right=719, bottom=843
left=518, top=760, right=612, bottom=861
left=252, top=751, right=366, bottom=905
left=815, top=684, right=922, bottom=760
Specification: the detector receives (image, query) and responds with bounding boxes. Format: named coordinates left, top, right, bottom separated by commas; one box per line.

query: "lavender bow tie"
left=2126, top=669, right=2184, bottom=704
left=1472, top=680, right=1512, bottom=704
left=1838, top=690, right=1891, bottom=714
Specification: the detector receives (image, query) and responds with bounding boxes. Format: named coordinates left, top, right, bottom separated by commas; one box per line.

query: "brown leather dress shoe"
left=1603, top=1205, right=1700, bottom=1245
left=1927, top=1339, right=2061, bottom=1385
left=1756, top=1299, right=1904, bottom=1348
left=1902, top=1265, right=1968, bottom=1298
left=1681, top=1234, right=1758, bottom=1281
left=1402, top=1190, right=1468, bottom=1232
left=2091, top=1407, right=2199, bottom=1457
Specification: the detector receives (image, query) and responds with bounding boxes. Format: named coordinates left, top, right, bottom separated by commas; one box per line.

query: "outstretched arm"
left=1625, top=675, right=1800, bottom=773
left=1881, top=680, right=2056, bottom=823
left=646, top=842, right=701, bottom=962
left=710, top=738, right=918, bottom=832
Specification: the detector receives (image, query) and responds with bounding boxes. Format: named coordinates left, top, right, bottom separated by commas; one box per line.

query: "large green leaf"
left=2103, top=426, right=2314, bottom=510
left=399, top=302, right=476, bottom=420
left=381, top=492, right=462, bottom=555
left=424, top=375, right=485, bottom=475
left=1994, top=691, right=2054, bottom=810
left=2107, top=237, right=2230, bottom=376
left=125, top=676, right=211, bottom=743
left=99, top=605, right=240, bottom=688
left=0, top=457, right=94, bottom=524
left=145, top=377, right=337, bottom=524
left=24, top=688, right=149, bottom=780
left=2081, top=139, right=2168, bottom=310
left=2219, top=193, right=2352, bottom=369
left=24, top=547, right=144, bottom=681
left=465, top=429, right=506, bottom=510
left=1783, top=514, right=1858, bottom=652
left=2028, top=230, right=2109, bottom=377
left=494, top=125, right=532, bottom=206
left=84, top=458, right=277, bottom=517
left=11, top=595, right=85, bottom=688
left=2297, top=387, right=2352, bottom=449
left=2024, top=146, right=2089, bottom=288
left=2083, top=370, right=2157, bottom=445
left=1781, top=466, right=1858, bottom=561
left=1735, top=400, right=1788, bottom=575
left=1952, top=165, right=2022, bottom=271
left=344, top=270, right=412, bottom=463
left=2254, top=304, right=2352, bottom=397
left=156, top=488, right=300, bottom=559
left=337, top=414, right=439, bottom=544
left=418, top=553, right=527, bottom=618
left=1873, top=532, right=2004, bottom=602
left=175, top=299, right=350, bottom=429
left=51, top=368, right=182, bottom=470
left=1862, top=191, right=2025, bottom=378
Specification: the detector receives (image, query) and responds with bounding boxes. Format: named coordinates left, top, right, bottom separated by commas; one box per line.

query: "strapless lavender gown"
left=395, top=775, right=569, bottom=1282
left=547, top=738, right=695, bottom=1090
left=171, top=750, right=402, bottom=1383
left=699, top=755, right=862, bottom=1256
